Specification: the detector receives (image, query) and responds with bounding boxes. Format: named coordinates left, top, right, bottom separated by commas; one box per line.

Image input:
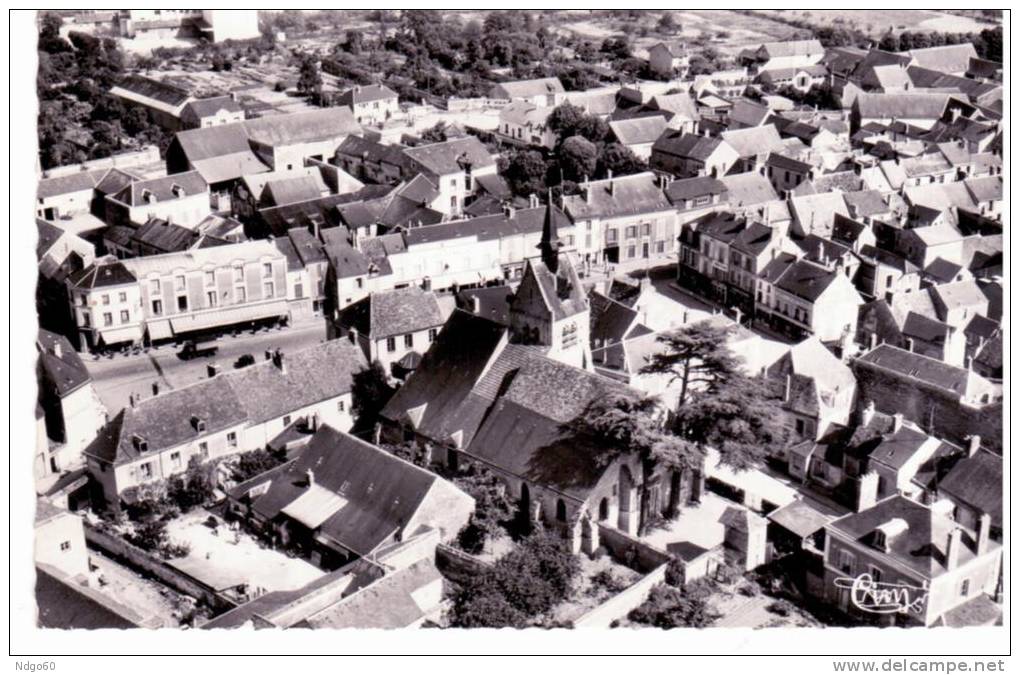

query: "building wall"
left=351, top=97, right=400, bottom=126
left=202, top=10, right=261, bottom=42
left=404, top=482, right=475, bottom=544
left=72, top=282, right=144, bottom=349
left=37, top=188, right=95, bottom=220
left=58, top=383, right=108, bottom=463
left=371, top=328, right=439, bottom=376
left=242, top=393, right=355, bottom=450
left=35, top=511, right=89, bottom=578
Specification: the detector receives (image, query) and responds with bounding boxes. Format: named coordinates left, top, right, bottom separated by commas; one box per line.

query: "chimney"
left=265, top=349, right=273, bottom=361
left=862, top=400, right=876, bottom=426
left=529, top=193, right=539, bottom=209
left=129, top=393, right=137, bottom=408
left=607, top=169, right=616, bottom=196
left=869, top=332, right=878, bottom=349
left=273, top=349, right=286, bottom=374
left=207, top=363, right=219, bottom=378
left=945, top=527, right=962, bottom=571
left=51, top=341, right=63, bottom=359
left=151, top=382, right=160, bottom=397
left=472, top=295, right=481, bottom=314
left=891, top=413, right=904, bottom=433
left=585, top=183, right=593, bottom=205
left=967, top=435, right=981, bottom=457
left=857, top=471, right=879, bottom=512
left=784, top=373, right=792, bottom=402
left=305, top=469, right=315, bottom=486
left=503, top=204, right=516, bottom=218
left=348, top=328, right=358, bottom=344
left=976, top=513, right=991, bottom=556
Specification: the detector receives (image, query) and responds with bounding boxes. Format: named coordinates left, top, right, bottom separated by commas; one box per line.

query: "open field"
left=756, top=9, right=998, bottom=37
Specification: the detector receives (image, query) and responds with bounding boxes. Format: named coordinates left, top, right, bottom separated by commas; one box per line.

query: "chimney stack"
left=784, top=373, right=792, bottom=402
left=967, top=435, right=981, bottom=457
left=51, top=341, right=63, bottom=359
left=472, top=295, right=481, bottom=314
left=348, top=328, right=358, bottom=344
left=272, top=349, right=286, bottom=374
left=207, top=363, right=219, bottom=378
left=306, top=469, right=315, bottom=486
left=265, top=349, right=274, bottom=361
left=891, top=413, right=904, bottom=433
left=529, top=193, right=539, bottom=209
left=152, top=382, right=160, bottom=397
left=607, top=169, right=616, bottom=196
left=976, top=512, right=991, bottom=556
left=945, top=527, right=962, bottom=571
left=857, top=471, right=879, bottom=512
left=862, top=400, right=876, bottom=426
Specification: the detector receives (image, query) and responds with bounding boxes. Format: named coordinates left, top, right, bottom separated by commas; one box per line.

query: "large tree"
left=557, top=135, right=598, bottom=182
left=641, top=322, right=787, bottom=470
left=350, top=360, right=395, bottom=432
left=503, top=148, right=548, bottom=197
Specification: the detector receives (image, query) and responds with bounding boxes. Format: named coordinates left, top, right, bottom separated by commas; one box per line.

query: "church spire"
left=538, top=189, right=561, bottom=273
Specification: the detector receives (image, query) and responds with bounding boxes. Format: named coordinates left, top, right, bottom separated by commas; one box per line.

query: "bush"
left=232, top=449, right=285, bottom=482
left=589, top=569, right=628, bottom=596
left=627, top=583, right=719, bottom=628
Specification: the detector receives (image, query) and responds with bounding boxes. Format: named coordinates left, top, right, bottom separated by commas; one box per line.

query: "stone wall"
left=596, top=523, right=672, bottom=574
left=571, top=563, right=668, bottom=628
left=435, top=543, right=492, bottom=585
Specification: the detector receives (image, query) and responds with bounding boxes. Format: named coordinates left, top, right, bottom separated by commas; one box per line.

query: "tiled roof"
left=36, top=219, right=64, bottom=258
left=232, top=426, right=444, bottom=556
left=68, top=258, right=137, bottom=289
left=608, top=116, right=668, bottom=146
left=84, top=338, right=367, bottom=465
left=827, top=496, right=983, bottom=577
left=908, top=43, right=978, bottom=74
left=728, top=99, right=771, bottom=128
left=760, top=39, right=824, bottom=58
left=491, top=77, right=565, bottom=99
left=721, top=125, right=784, bottom=158
left=37, top=168, right=109, bottom=200
left=112, top=75, right=191, bottom=107
left=563, top=172, right=672, bottom=220
left=664, top=176, right=727, bottom=204
left=335, top=134, right=408, bottom=167
left=855, top=343, right=979, bottom=397
left=111, top=170, right=207, bottom=207
left=774, top=258, right=838, bottom=302
left=131, top=218, right=200, bottom=253
left=338, top=287, right=443, bottom=340
left=337, top=83, right=398, bottom=107
left=37, top=329, right=92, bottom=397
left=719, top=172, right=779, bottom=207
left=183, top=95, right=242, bottom=118
left=854, top=92, right=951, bottom=120
left=402, top=136, right=495, bottom=176
left=652, top=130, right=723, bottom=161
left=243, top=108, right=361, bottom=147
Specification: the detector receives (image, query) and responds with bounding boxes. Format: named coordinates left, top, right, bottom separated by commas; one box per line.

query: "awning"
left=281, top=485, right=348, bottom=530
left=97, top=325, right=143, bottom=346
left=145, top=319, right=174, bottom=341
left=170, top=300, right=289, bottom=334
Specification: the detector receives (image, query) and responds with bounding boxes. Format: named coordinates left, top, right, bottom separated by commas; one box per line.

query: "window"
left=79, top=293, right=88, bottom=307
left=263, top=263, right=272, bottom=278
left=120, top=310, right=130, bottom=323
left=450, top=177, right=458, bottom=188
left=170, top=451, right=181, bottom=469
left=404, top=334, right=413, bottom=348
left=101, top=294, right=110, bottom=305
left=206, top=291, right=217, bottom=307
left=795, top=419, right=805, bottom=436
left=226, top=432, right=237, bottom=448
left=82, top=312, right=91, bottom=327
left=283, top=415, right=291, bottom=427
left=356, top=277, right=364, bottom=289
left=627, top=245, right=636, bottom=259
left=175, top=275, right=185, bottom=291
left=607, top=229, right=618, bottom=244
left=626, top=225, right=637, bottom=239
left=868, top=565, right=882, bottom=584
left=263, top=281, right=274, bottom=299
left=641, top=223, right=651, bottom=236
left=960, top=579, right=970, bottom=596
left=556, top=499, right=567, bottom=522
left=873, top=530, right=887, bottom=550
left=294, top=282, right=304, bottom=299
left=199, top=441, right=208, bottom=458
left=337, top=400, right=346, bottom=412
left=119, top=292, right=127, bottom=302
left=151, top=299, right=163, bottom=316
left=205, top=270, right=215, bottom=286
left=103, top=312, right=113, bottom=327
left=236, top=287, right=246, bottom=304
left=139, top=462, right=153, bottom=479
left=60, top=541, right=71, bottom=552
left=177, top=296, right=188, bottom=311
left=450, top=195, right=458, bottom=210
left=837, top=549, right=855, bottom=575
left=233, top=266, right=244, bottom=283
left=386, top=336, right=397, bottom=353
left=428, top=328, right=438, bottom=343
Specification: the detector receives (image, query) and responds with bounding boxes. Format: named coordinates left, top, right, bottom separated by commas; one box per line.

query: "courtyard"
left=164, top=509, right=324, bottom=597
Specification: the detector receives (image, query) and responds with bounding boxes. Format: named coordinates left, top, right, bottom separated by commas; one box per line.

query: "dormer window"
left=132, top=434, right=148, bottom=454
left=171, top=184, right=184, bottom=198
left=143, top=189, right=156, bottom=204
left=191, top=415, right=206, bottom=433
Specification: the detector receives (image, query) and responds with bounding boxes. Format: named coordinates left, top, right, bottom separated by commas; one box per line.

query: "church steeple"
left=538, top=189, right=561, bottom=273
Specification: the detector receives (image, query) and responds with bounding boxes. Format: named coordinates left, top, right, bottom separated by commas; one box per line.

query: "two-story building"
left=83, top=338, right=367, bottom=509
left=103, top=171, right=211, bottom=229
left=337, top=84, right=400, bottom=127
left=402, top=137, right=497, bottom=216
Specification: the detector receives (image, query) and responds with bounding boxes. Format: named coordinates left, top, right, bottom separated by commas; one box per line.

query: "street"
left=86, top=318, right=330, bottom=413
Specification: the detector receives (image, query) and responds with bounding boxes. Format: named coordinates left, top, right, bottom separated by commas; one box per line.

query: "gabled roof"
left=37, top=167, right=108, bottom=200
left=111, top=75, right=191, bottom=109
left=720, top=125, right=784, bottom=159
left=827, top=496, right=985, bottom=578
left=68, top=258, right=137, bottom=289
left=231, top=426, right=446, bottom=556
left=491, top=77, right=565, bottom=99
left=774, top=258, right=840, bottom=302
left=608, top=116, right=668, bottom=146
left=335, top=134, right=408, bottom=167
left=652, top=131, right=724, bottom=161
left=907, top=43, right=978, bottom=74
left=110, top=170, right=207, bottom=207
left=563, top=172, right=672, bottom=220
left=336, top=84, right=398, bottom=107
left=648, top=93, right=699, bottom=120
left=729, top=99, right=771, bottom=128
left=37, top=329, right=92, bottom=397
left=36, top=219, right=64, bottom=259
left=855, top=343, right=985, bottom=398
left=402, top=136, right=495, bottom=176
left=84, top=339, right=367, bottom=466
left=718, top=172, right=779, bottom=207
left=854, top=92, right=951, bottom=120
left=183, top=95, right=242, bottom=119
left=759, top=39, right=824, bottom=59
left=664, top=176, right=727, bottom=204
left=131, top=218, right=200, bottom=252
left=338, top=287, right=444, bottom=340
left=243, top=108, right=361, bottom=147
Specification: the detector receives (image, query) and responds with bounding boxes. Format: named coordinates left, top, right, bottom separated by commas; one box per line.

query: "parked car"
left=234, top=353, right=256, bottom=369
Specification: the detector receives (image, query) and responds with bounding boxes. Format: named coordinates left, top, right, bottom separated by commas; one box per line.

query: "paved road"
left=87, top=319, right=330, bottom=414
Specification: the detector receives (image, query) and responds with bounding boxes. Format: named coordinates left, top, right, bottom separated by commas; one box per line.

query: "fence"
left=84, top=524, right=238, bottom=614
left=572, top=563, right=668, bottom=628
